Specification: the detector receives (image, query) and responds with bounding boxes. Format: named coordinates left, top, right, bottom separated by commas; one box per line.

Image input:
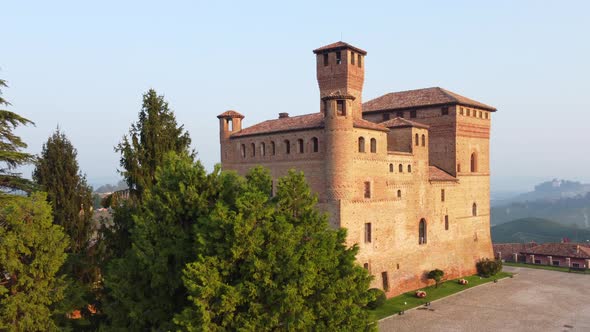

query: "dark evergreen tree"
left=0, top=193, right=69, bottom=331
left=0, top=78, right=35, bottom=196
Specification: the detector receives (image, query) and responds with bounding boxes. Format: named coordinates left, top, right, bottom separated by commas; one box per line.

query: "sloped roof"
left=363, top=87, right=497, bottom=113
left=313, top=41, right=367, bottom=55
left=380, top=117, right=429, bottom=129
left=217, top=110, right=245, bottom=119
left=522, top=243, right=590, bottom=259
left=429, top=166, right=458, bottom=182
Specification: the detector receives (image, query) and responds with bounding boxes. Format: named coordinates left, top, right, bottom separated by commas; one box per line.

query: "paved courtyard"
left=379, top=266, right=590, bottom=332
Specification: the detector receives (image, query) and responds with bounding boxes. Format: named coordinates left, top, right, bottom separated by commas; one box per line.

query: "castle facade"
left=217, top=41, right=494, bottom=296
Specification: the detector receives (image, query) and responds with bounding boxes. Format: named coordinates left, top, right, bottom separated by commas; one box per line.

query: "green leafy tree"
left=427, top=269, right=444, bottom=288
left=0, top=78, right=35, bottom=196
left=0, top=193, right=69, bottom=331
left=175, top=169, right=375, bottom=331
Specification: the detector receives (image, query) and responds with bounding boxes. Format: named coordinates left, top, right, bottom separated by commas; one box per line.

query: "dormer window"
left=323, top=53, right=329, bottom=66
left=336, top=100, right=346, bottom=116
left=336, top=51, right=342, bottom=64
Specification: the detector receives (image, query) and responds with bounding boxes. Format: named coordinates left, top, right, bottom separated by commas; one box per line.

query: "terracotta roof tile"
left=380, top=117, right=429, bottom=129
left=363, top=87, right=497, bottom=113
left=313, top=41, right=367, bottom=55
left=522, top=243, right=590, bottom=259
left=429, top=166, right=458, bottom=182
left=217, top=110, right=245, bottom=119
left=493, top=243, right=538, bottom=261
left=353, top=118, right=388, bottom=132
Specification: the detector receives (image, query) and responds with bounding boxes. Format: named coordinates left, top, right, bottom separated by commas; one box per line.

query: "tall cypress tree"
left=0, top=78, right=35, bottom=196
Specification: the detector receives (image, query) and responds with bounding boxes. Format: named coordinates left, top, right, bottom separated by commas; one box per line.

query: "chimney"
left=279, top=112, right=289, bottom=119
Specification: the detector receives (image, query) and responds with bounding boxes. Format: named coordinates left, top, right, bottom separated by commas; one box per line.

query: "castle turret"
left=217, top=110, right=244, bottom=163
left=313, top=41, right=366, bottom=117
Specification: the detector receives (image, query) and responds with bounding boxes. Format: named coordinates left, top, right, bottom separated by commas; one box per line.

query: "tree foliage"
left=427, top=269, right=444, bottom=288
left=476, top=258, right=502, bottom=278
left=0, top=193, right=68, bottom=331
left=0, top=78, right=35, bottom=195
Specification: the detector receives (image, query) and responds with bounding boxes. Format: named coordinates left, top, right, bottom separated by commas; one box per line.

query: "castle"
left=217, top=41, right=495, bottom=297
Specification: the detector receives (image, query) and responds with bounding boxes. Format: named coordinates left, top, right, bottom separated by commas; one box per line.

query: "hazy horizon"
left=3, top=1, right=589, bottom=193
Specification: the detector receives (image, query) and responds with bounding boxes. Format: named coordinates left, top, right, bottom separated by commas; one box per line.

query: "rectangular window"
left=396, top=111, right=404, bottom=118
left=534, top=259, right=541, bottom=264
left=364, top=181, right=371, bottom=199
left=552, top=261, right=560, bottom=266
left=382, top=272, right=389, bottom=291
left=485, top=112, right=489, bottom=119
left=445, top=215, right=449, bottom=230
left=351, top=51, right=355, bottom=65
left=364, top=223, right=372, bottom=243
left=459, top=107, right=464, bottom=115
left=410, top=110, right=417, bottom=118
left=573, top=263, right=580, bottom=268
left=442, top=106, right=449, bottom=115
left=382, top=113, right=390, bottom=121
left=323, top=53, right=329, bottom=66
left=441, top=189, right=445, bottom=202
left=358, top=54, right=362, bottom=68
left=336, top=100, right=346, bottom=116
left=336, top=51, right=342, bottom=64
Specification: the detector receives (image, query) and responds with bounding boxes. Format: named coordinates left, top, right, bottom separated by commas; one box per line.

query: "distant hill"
left=492, top=179, right=590, bottom=207
left=491, top=218, right=590, bottom=244
left=94, top=180, right=128, bottom=194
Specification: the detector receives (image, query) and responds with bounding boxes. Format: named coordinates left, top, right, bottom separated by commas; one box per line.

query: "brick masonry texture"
left=217, top=41, right=495, bottom=297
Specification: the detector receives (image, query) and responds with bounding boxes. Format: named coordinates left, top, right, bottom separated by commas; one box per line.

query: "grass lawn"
left=504, top=262, right=589, bottom=273
left=370, top=271, right=513, bottom=321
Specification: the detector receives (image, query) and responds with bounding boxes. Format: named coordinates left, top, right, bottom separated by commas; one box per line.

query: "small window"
left=251, top=143, right=255, bottom=157
left=389, top=164, right=394, bottom=173
left=442, top=106, right=449, bottom=115
left=397, top=190, right=401, bottom=198
left=336, top=51, right=342, bottom=64
left=460, top=107, right=464, bottom=115
left=364, top=181, right=371, bottom=199
left=479, top=111, right=482, bottom=118
left=398, top=164, right=403, bottom=173
left=471, top=153, right=477, bottom=172
left=445, top=215, right=449, bottom=230
left=284, top=140, right=290, bottom=154
left=419, top=219, right=427, bottom=244
left=297, top=139, right=304, bottom=153
left=467, top=109, right=471, bottom=116
left=240, top=144, right=246, bottom=158
left=358, top=137, right=365, bottom=153
left=415, top=133, right=419, bottom=146
left=323, top=53, right=329, bottom=66
left=260, top=142, right=266, bottom=156
left=382, top=272, right=389, bottom=291
left=573, top=263, right=580, bottom=268
left=351, top=51, right=355, bottom=65
left=407, top=165, right=412, bottom=173
left=363, top=262, right=369, bottom=270
left=441, top=189, right=445, bottom=202
left=311, top=137, right=319, bottom=153
left=534, top=259, right=541, bottom=264
left=357, top=54, right=362, bottom=68
left=336, top=100, right=346, bottom=116
left=322, top=99, right=328, bottom=113
left=396, top=111, right=404, bottom=118
left=457, top=163, right=461, bottom=172
left=410, top=110, right=417, bottom=118
left=364, top=223, right=372, bottom=243
left=472, top=203, right=477, bottom=216
left=421, top=134, right=426, bottom=147
left=370, top=138, right=377, bottom=153
left=271, top=141, right=276, bottom=155
left=485, top=112, right=489, bottom=119
left=552, top=261, right=560, bottom=266
left=382, top=113, right=390, bottom=121
left=227, top=118, right=233, bottom=131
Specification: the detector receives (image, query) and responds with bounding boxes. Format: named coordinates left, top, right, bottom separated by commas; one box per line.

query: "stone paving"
left=379, top=266, right=590, bottom=332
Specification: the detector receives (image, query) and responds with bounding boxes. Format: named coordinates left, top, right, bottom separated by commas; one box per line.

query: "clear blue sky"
left=2, top=0, right=589, bottom=191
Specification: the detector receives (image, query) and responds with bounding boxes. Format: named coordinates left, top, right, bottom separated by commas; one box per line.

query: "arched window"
left=472, top=203, right=477, bottom=216
left=260, top=142, right=266, bottom=156
left=370, top=138, right=377, bottom=153
left=398, top=164, right=403, bottom=173
left=240, top=144, right=246, bottom=158
left=284, top=140, right=290, bottom=154
left=297, top=139, right=304, bottom=153
left=311, top=137, right=319, bottom=153
left=415, top=133, right=419, bottom=146
left=419, top=219, right=427, bottom=244
left=251, top=143, right=256, bottom=157
left=363, top=263, right=369, bottom=270
left=471, top=153, right=477, bottom=172
left=364, top=181, right=371, bottom=199
left=271, top=141, right=276, bottom=155
left=421, top=134, right=426, bottom=147
left=228, top=118, right=233, bottom=131
left=358, top=137, right=365, bottom=153
left=397, top=190, right=401, bottom=198
left=407, top=165, right=412, bottom=173
left=389, top=164, right=393, bottom=173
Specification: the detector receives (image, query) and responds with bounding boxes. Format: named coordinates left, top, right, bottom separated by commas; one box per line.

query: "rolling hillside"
left=491, top=218, right=590, bottom=244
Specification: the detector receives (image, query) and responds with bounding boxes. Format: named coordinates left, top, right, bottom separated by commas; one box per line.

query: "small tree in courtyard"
left=427, top=269, right=444, bottom=288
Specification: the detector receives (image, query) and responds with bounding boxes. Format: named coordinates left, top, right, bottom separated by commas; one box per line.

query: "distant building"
left=494, top=242, right=590, bottom=268
left=218, top=41, right=495, bottom=297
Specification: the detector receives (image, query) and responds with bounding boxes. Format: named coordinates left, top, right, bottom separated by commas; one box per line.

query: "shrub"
left=476, top=258, right=503, bottom=277
left=427, top=269, right=444, bottom=288
left=367, top=288, right=386, bottom=310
